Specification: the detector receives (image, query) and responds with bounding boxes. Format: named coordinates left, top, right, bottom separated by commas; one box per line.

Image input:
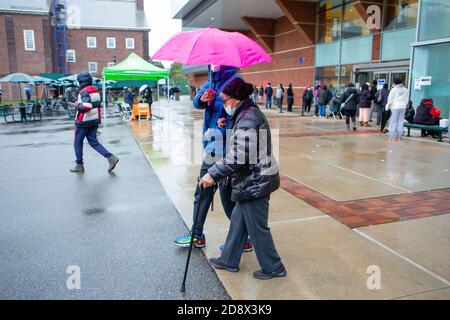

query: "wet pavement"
left=0, top=113, right=229, bottom=300
left=130, top=97, right=450, bottom=300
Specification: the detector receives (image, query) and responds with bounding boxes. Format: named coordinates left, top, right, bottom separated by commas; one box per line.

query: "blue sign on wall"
left=298, top=56, right=303, bottom=64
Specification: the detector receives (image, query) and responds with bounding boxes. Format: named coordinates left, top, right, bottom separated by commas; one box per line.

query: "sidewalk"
left=130, top=97, right=450, bottom=300
left=0, top=116, right=228, bottom=300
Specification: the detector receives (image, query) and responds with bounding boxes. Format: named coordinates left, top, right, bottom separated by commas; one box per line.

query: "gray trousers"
left=221, top=196, right=282, bottom=273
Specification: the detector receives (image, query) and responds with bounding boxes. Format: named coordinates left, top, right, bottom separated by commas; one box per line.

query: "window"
left=106, top=37, right=116, bottom=49
left=125, top=38, right=135, bottom=49
left=88, top=62, right=98, bottom=73
left=318, top=1, right=342, bottom=43
left=87, top=36, right=97, bottom=48
left=342, top=2, right=370, bottom=39
left=418, top=0, right=450, bottom=41
left=385, top=0, right=418, bottom=32
left=23, top=30, right=35, bottom=51
left=66, top=50, right=76, bottom=63
left=107, top=62, right=115, bottom=67
left=411, top=42, right=450, bottom=117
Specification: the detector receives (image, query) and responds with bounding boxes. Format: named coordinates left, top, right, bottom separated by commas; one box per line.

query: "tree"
left=169, top=63, right=189, bottom=95
left=149, top=60, right=165, bottom=69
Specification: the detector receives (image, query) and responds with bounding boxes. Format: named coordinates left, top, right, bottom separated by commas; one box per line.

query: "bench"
left=25, top=103, right=42, bottom=122
left=0, top=105, right=16, bottom=123
left=405, top=123, right=448, bottom=142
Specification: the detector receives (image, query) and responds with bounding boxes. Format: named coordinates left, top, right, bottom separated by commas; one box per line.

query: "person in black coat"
left=287, top=83, right=294, bottom=112
left=341, top=83, right=359, bottom=131
left=358, top=83, right=372, bottom=127
left=369, top=80, right=378, bottom=122
left=264, top=83, right=273, bottom=109
left=200, top=77, right=286, bottom=280
left=302, top=86, right=313, bottom=114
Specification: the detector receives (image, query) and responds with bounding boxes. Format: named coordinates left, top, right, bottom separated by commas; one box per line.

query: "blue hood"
left=193, top=66, right=242, bottom=156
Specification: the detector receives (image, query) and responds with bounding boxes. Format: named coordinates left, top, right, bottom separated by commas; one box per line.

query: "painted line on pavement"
left=353, top=229, right=450, bottom=287
left=300, top=153, right=413, bottom=194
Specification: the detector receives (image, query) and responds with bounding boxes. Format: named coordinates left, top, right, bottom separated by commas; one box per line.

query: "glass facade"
left=315, top=0, right=422, bottom=89
left=418, top=0, right=450, bottom=41
left=410, top=0, right=450, bottom=120
left=384, top=0, right=419, bottom=31
left=341, top=1, right=369, bottom=39
left=381, top=27, right=416, bottom=61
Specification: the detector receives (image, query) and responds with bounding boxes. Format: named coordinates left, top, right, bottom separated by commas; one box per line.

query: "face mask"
left=225, top=105, right=234, bottom=116
left=211, top=65, right=221, bottom=73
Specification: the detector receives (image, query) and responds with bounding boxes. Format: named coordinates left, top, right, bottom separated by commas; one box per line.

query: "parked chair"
left=137, top=103, right=150, bottom=121
left=0, top=105, right=16, bottom=123
left=121, top=103, right=132, bottom=121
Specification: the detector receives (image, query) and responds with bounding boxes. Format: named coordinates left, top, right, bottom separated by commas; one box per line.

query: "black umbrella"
left=380, top=109, right=392, bottom=133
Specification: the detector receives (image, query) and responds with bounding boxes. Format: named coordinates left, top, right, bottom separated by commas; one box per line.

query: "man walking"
left=70, top=72, right=119, bottom=173
left=265, top=83, right=273, bottom=109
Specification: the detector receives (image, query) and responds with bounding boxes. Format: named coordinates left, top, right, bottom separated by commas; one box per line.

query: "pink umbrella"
left=152, top=26, right=271, bottom=68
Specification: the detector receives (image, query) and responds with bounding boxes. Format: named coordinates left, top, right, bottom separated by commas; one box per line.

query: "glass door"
left=391, top=71, right=409, bottom=88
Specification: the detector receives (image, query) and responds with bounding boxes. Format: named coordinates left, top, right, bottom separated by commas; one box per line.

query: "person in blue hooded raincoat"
left=174, top=65, right=253, bottom=253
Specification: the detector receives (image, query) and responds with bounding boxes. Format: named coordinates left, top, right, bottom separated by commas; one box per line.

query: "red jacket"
left=75, top=85, right=102, bottom=128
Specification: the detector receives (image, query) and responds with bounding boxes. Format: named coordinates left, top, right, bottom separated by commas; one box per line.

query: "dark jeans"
left=74, top=126, right=112, bottom=164
left=304, top=101, right=312, bottom=113
left=277, top=97, right=283, bottom=112
left=377, top=105, right=386, bottom=126
left=266, top=96, right=273, bottom=109
left=192, top=160, right=235, bottom=236
left=221, top=196, right=282, bottom=273
left=344, top=110, right=356, bottom=128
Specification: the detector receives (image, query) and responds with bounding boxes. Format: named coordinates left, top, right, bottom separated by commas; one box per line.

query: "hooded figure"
left=70, top=71, right=119, bottom=174
left=174, top=66, right=253, bottom=251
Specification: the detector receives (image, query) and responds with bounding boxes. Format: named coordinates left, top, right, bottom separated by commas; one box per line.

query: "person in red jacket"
left=70, top=72, right=119, bottom=173
left=413, top=99, right=442, bottom=138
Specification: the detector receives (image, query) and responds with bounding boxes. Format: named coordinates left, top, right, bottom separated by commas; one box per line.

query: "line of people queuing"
left=250, top=83, right=296, bottom=113
left=304, top=79, right=442, bottom=141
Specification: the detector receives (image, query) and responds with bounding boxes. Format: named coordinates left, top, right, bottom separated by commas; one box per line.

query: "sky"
left=144, top=0, right=183, bottom=67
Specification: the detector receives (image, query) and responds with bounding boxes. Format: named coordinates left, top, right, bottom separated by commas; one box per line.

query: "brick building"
left=0, top=0, right=150, bottom=101
left=173, top=0, right=450, bottom=116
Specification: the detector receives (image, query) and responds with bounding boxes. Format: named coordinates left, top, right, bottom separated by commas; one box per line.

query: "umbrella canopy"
left=139, top=85, right=148, bottom=94
left=58, top=74, right=102, bottom=84
left=152, top=26, right=272, bottom=68
left=0, top=72, right=37, bottom=84
left=33, top=76, right=54, bottom=85
left=103, top=53, right=169, bottom=81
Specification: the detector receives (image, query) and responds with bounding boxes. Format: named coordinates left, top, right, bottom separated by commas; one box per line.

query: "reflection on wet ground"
left=130, top=97, right=450, bottom=300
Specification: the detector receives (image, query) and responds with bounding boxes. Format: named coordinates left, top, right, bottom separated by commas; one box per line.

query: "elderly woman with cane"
left=199, top=78, right=286, bottom=280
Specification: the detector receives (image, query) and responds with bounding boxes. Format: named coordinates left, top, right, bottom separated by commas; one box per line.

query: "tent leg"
left=167, top=77, right=170, bottom=104
left=157, top=82, right=160, bottom=108
left=102, top=75, right=107, bottom=128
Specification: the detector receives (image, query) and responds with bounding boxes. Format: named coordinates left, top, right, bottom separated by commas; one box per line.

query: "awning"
left=103, top=53, right=169, bottom=81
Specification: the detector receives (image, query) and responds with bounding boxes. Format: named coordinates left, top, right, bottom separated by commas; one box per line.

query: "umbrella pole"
left=19, top=83, right=23, bottom=104
left=167, top=77, right=170, bottom=104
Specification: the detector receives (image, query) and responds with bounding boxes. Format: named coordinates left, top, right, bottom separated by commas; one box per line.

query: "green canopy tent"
left=102, top=53, right=170, bottom=123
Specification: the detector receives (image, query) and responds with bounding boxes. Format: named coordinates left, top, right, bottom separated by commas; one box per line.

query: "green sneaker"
left=174, top=232, right=206, bottom=248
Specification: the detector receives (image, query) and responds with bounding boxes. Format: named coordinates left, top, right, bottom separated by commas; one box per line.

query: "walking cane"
left=181, top=181, right=204, bottom=294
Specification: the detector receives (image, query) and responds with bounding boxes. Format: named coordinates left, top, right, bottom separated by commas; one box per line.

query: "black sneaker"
left=209, top=258, right=239, bottom=273
left=253, top=263, right=287, bottom=280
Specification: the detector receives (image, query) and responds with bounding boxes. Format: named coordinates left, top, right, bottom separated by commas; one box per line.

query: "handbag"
left=340, top=93, right=354, bottom=111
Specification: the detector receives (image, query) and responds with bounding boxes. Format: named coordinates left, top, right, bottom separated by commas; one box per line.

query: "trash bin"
left=175, top=92, right=180, bottom=101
